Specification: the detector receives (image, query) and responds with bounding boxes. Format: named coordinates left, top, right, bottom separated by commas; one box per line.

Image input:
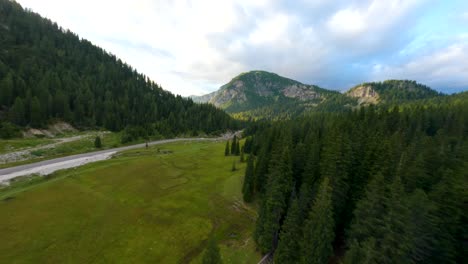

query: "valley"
left=0, top=0, right=466, bottom=263
left=0, top=141, right=260, bottom=263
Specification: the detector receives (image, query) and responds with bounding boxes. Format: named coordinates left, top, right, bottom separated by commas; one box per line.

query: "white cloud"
left=16, top=0, right=467, bottom=94
left=372, top=42, right=468, bottom=92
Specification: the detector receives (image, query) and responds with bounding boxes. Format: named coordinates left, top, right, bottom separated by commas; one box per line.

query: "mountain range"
left=192, top=71, right=445, bottom=119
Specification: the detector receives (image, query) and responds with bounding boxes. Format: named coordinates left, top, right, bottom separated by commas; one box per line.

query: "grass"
left=0, top=141, right=260, bottom=263
left=0, top=137, right=54, bottom=154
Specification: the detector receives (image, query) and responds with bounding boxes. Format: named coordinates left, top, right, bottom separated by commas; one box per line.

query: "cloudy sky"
left=17, top=0, right=468, bottom=95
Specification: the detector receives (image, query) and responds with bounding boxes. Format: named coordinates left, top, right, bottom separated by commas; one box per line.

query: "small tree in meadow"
left=94, top=136, right=102, bottom=148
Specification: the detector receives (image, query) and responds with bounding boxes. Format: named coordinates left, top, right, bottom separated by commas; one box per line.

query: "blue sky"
left=17, top=0, right=468, bottom=95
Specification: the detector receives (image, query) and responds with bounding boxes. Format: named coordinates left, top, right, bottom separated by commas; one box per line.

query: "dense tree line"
left=241, top=100, right=467, bottom=263
left=0, top=0, right=237, bottom=138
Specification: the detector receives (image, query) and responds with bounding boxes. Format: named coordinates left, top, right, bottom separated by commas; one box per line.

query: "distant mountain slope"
left=0, top=0, right=236, bottom=136
left=346, top=80, right=443, bottom=105
left=192, top=71, right=344, bottom=119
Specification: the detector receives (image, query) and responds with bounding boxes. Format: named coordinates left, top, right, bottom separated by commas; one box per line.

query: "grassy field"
left=0, top=141, right=259, bottom=263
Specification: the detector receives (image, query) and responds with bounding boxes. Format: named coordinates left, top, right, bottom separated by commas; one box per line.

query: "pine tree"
left=242, top=154, right=255, bottom=202
left=347, top=173, right=387, bottom=243
left=231, top=135, right=237, bottom=155
left=377, top=176, right=411, bottom=264
left=224, top=141, right=230, bottom=156
left=301, top=177, right=335, bottom=264
left=94, top=136, right=102, bottom=148
left=235, top=141, right=240, bottom=156
left=202, top=237, right=222, bottom=264
left=405, top=189, right=437, bottom=263
left=254, top=148, right=293, bottom=253
left=0, top=72, right=14, bottom=106
left=9, top=97, right=25, bottom=125
left=30, top=96, right=43, bottom=128
left=343, top=238, right=378, bottom=264
left=240, top=148, right=245, bottom=162
left=319, top=131, right=351, bottom=228
left=274, top=198, right=301, bottom=264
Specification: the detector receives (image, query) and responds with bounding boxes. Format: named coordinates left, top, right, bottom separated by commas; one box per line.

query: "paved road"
left=0, top=137, right=220, bottom=181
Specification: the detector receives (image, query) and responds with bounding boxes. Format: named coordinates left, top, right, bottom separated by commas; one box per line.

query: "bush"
left=0, top=122, right=22, bottom=139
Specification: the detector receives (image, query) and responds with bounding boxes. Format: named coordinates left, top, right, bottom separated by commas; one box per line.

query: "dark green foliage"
left=274, top=198, right=301, bottom=264
left=231, top=136, right=237, bottom=155
left=240, top=148, right=245, bottom=162
left=346, top=174, right=387, bottom=244
left=231, top=161, right=236, bottom=172
left=224, top=141, right=230, bottom=156
left=301, top=177, right=335, bottom=264
left=202, top=238, right=222, bottom=264
left=8, top=97, right=26, bottom=125
left=242, top=154, right=255, bottom=202
left=243, top=136, right=253, bottom=154
left=254, top=147, right=293, bottom=253
left=0, top=0, right=236, bottom=134
left=0, top=122, right=21, bottom=139
left=235, top=141, right=240, bottom=156
left=94, top=136, right=102, bottom=148
left=247, top=96, right=467, bottom=262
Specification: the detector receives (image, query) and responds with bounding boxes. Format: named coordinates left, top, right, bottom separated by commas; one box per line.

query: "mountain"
left=0, top=0, right=236, bottom=137
left=191, top=71, right=343, bottom=119
left=193, top=72, right=446, bottom=119
left=345, top=80, right=443, bottom=105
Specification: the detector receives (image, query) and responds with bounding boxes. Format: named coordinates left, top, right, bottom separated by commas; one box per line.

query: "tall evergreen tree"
left=94, top=136, right=102, bottom=148
left=30, top=97, right=43, bottom=128
left=0, top=72, right=14, bottom=106
left=346, top=173, right=387, bottom=244
left=301, top=177, right=335, bottom=264
left=274, top=198, right=302, bottom=264
left=242, top=154, right=255, bottom=202
left=224, top=141, right=230, bottom=156
left=9, top=97, right=25, bottom=125
left=254, top=148, right=293, bottom=253
left=240, top=148, right=245, bottom=162
left=231, top=135, right=237, bottom=155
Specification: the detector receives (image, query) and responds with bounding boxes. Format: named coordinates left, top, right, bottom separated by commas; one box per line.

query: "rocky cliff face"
left=346, top=85, right=380, bottom=105
left=283, top=84, right=321, bottom=100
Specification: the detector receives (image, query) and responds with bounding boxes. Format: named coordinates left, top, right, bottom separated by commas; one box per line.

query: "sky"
left=17, top=0, right=468, bottom=95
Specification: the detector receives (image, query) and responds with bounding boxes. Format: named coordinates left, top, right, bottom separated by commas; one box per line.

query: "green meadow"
left=0, top=141, right=259, bottom=263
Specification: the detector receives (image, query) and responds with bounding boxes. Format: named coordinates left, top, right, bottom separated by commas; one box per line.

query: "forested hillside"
left=346, top=80, right=443, bottom=105
left=0, top=0, right=236, bottom=137
left=241, top=95, right=467, bottom=263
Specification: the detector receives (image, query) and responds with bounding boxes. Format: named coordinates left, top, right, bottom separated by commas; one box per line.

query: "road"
left=0, top=137, right=220, bottom=184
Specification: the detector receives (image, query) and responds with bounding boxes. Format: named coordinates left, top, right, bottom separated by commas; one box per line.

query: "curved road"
left=0, top=137, right=220, bottom=183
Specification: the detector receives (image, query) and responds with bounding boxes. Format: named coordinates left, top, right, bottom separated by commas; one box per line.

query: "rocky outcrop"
left=346, top=85, right=380, bottom=105
left=283, top=84, right=321, bottom=101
